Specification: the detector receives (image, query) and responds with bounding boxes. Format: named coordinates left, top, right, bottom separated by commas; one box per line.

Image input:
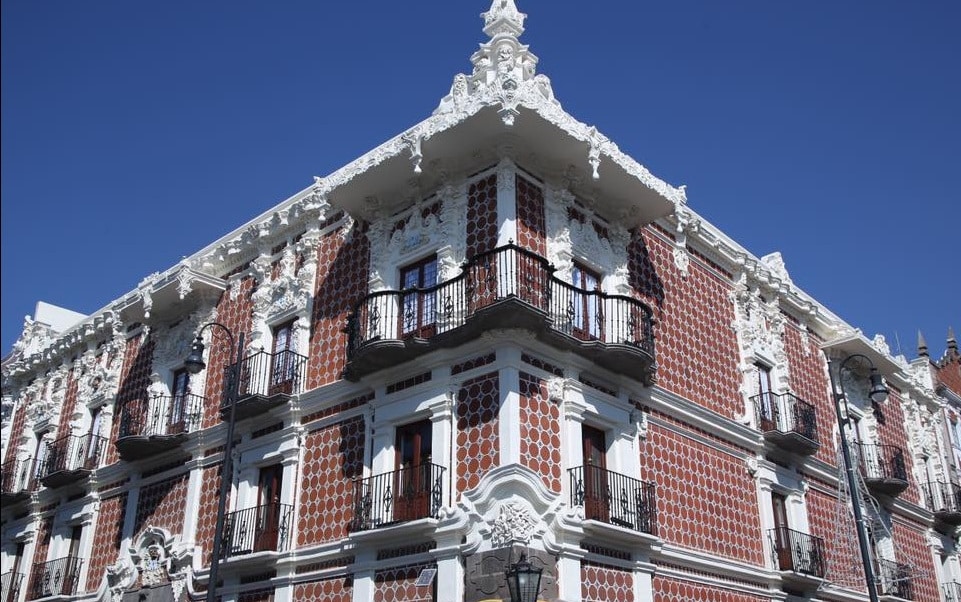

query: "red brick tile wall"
left=195, top=465, right=227, bottom=567
left=805, top=484, right=865, bottom=594
left=515, top=174, right=546, bottom=255
left=86, top=493, right=126, bottom=591
left=876, top=388, right=920, bottom=505
left=54, top=369, right=80, bottom=440
left=4, top=402, right=27, bottom=463
left=293, top=578, right=353, bottom=602
left=456, top=372, right=500, bottom=495
left=639, top=423, right=763, bottom=566
left=936, top=351, right=961, bottom=397
left=466, top=174, right=498, bottom=259
left=892, top=518, right=939, bottom=601
left=581, top=562, right=634, bottom=602
left=630, top=230, right=741, bottom=416
left=782, top=323, right=837, bottom=466
left=373, top=563, right=434, bottom=602
left=298, top=416, right=365, bottom=546
left=652, top=576, right=770, bottom=602
left=519, top=372, right=561, bottom=493
left=202, top=279, right=255, bottom=428
left=27, top=518, right=53, bottom=594
left=237, top=589, right=274, bottom=602
left=308, top=225, right=370, bottom=389
left=134, top=473, right=188, bottom=537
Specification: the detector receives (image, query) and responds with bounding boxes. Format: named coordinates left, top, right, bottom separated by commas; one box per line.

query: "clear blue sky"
left=2, top=1, right=958, bottom=360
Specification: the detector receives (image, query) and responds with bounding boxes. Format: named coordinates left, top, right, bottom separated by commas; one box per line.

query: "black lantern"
left=868, top=368, right=888, bottom=403
left=506, top=553, right=542, bottom=602
left=184, top=337, right=207, bottom=374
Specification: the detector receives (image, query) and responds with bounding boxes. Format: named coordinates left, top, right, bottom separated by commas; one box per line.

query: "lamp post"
left=827, top=353, right=889, bottom=602
left=505, top=553, right=543, bottom=602
left=184, top=322, right=245, bottom=602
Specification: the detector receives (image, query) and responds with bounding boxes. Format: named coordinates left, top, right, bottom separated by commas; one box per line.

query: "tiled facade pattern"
left=805, top=484, right=864, bottom=593
left=308, top=224, right=370, bottom=389
left=781, top=321, right=836, bottom=465
left=25, top=518, right=53, bottom=597
left=515, top=173, right=546, bottom=255
left=195, top=464, right=226, bottom=565
left=892, top=517, right=939, bottom=601
left=652, top=577, right=770, bottom=602
left=293, top=578, right=353, bottom=602
left=202, top=277, right=255, bottom=428
left=373, top=563, right=434, bottom=602
left=236, top=588, right=274, bottom=602
left=298, top=416, right=365, bottom=546
left=134, top=473, right=189, bottom=537
left=456, top=372, right=500, bottom=495
left=580, top=562, right=634, bottom=602
left=3, top=401, right=27, bottom=464
left=519, top=372, right=562, bottom=493
left=876, top=388, right=920, bottom=505
left=302, top=393, right=372, bottom=425
left=450, top=353, right=496, bottom=376
left=640, top=423, right=763, bottom=566
left=631, top=229, right=742, bottom=415
left=85, top=493, right=125, bottom=591
left=520, top=353, right=563, bottom=377
left=54, top=369, right=80, bottom=440
left=465, top=174, right=498, bottom=259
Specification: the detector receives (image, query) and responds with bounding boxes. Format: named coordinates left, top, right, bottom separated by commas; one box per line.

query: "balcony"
left=753, top=392, right=820, bottom=456
left=223, top=349, right=307, bottom=420
left=27, top=557, right=83, bottom=600
left=1, top=457, right=34, bottom=505
left=923, top=480, right=961, bottom=527
left=943, top=581, right=961, bottom=602
left=769, top=526, right=825, bottom=593
left=857, top=443, right=909, bottom=497
left=569, top=465, right=657, bottom=535
left=345, top=243, right=656, bottom=384
left=2, top=571, right=24, bottom=602
left=39, top=434, right=105, bottom=489
left=221, top=502, right=293, bottom=559
left=115, top=394, right=205, bottom=461
left=877, top=558, right=913, bottom=600
left=351, top=463, right=446, bottom=532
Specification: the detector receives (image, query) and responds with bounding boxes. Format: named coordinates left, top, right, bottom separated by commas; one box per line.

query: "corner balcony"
left=1, top=457, right=34, bottom=505
left=345, top=243, right=656, bottom=384
left=2, top=571, right=25, bottom=602
left=944, top=581, right=961, bottom=602
left=569, top=465, right=657, bottom=536
left=222, top=349, right=307, bottom=420
left=115, top=394, right=205, bottom=461
left=857, top=443, right=909, bottom=497
left=924, top=480, right=961, bottom=528
left=221, top=503, right=293, bottom=559
left=351, top=463, right=446, bottom=533
left=753, top=392, right=820, bottom=456
left=27, top=556, right=83, bottom=600
left=39, top=434, right=105, bottom=489
left=877, top=558, right=914, bottom=600
left=769, top=526, right=825, bottom=592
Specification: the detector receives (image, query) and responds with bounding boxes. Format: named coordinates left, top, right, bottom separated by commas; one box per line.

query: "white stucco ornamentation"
left=490, top=502, right=538, bottom=548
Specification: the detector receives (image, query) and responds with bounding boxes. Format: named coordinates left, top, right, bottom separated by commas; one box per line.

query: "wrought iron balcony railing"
left=923, top=480, right=961, bottom=526
left=119, top=393, right=204, bottom=438
left=768, top=526, right=826, bottom=578
left=221, top=502, right=293, bottom=558
left=753, top=391, right=820, bottom=455
left=1, top=457, right=34, bottom=502
left=943, top=581, right=961, bottom=602
left=27, top=556, right=83, bottom=600
left=39, top=434, right=105, bottom=488
left=351, top=463, right=446, bottom=531
left=345, top=243, right=656, bottom=382
left=1, top=571, right=24, bottom=602
left=222, top=348, right=307, bottom=419
left=857, top=443, right=909, bottom=496
left=876, top=558, right=913, bottom=600
left=569, top=464, right=657, bottom=535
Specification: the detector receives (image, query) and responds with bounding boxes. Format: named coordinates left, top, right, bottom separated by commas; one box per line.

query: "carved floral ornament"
left=106, top=526, right=192, bottom=602
left=490, top=502, right=538, bottom=548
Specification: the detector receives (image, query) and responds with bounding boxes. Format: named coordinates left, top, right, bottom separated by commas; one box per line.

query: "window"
left=400, top=256, right=438, bottom=337
left=269, top=320, right=296, bottom=396
left=755, top=364, right=775, bottom=429
left=254, top=465, right=283, bottom=552
left=582, top=424, right=609, bottom=522
left=171, top=368, right=190, bottom=428
left=64, top=526, right=83, bottom=593
left=394, top=419, right=433, bottom=521
left=572, top=262, right=601, bottom=340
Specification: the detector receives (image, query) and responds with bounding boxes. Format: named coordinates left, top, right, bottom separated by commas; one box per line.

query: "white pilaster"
left=556, top=555, right=581, bottom=602
left=498, top=347, right=522, bottom=466
left=495, top=158, right=518, bottom=246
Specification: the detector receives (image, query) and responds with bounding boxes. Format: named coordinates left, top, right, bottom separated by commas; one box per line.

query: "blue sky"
left=2, top=1, right=958, bottom=361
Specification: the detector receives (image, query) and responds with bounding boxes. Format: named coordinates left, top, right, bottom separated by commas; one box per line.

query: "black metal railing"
left=943, top=581, right=961, bottom=602
left=569, top=465, right=657, bottom=535
left=1, top=457, right=33, bottom=496
left=753, top=392, right=819, bottom=442
left=768, top=526, right=825, bottom=577
left=221, top=502, right=293, bottom=558
left=351, top=463, right=446, bottom=531
left=224, top=348, right=307, bottom=409
left=40, top=434, right=105, bottom=478
left=347, top=243, right=655, bottom=356
left=876, top=558, right=913, bottom=599
left=923, top=480, right=961, bottom=515
left=1, top=571, right=24, bottom=602
left=119, top=393, right=205, bottom=438
left=857, top=443, right=908, bottom=482
left=27, top=556, right=83, bottom=600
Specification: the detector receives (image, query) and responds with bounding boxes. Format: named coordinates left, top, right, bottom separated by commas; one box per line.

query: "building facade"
left=2, top=2, right=959, bottom=602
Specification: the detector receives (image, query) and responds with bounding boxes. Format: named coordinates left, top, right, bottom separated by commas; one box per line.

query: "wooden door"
left=63, top=526, right=83, bottom=595
left=394, top=420, right=432, bottom=522
left=772, top=492, right=792, bottom=571
left=170, top=368, right=190, bottom=431
left=255, top=465, right=283, bottom=551
left=572, top=263, right=602, bottom=341
left=582, top=425, right=609, bottom=522
left=269, top=321, right=295, bottom=396
left=756, top=365, right=776, bottom=430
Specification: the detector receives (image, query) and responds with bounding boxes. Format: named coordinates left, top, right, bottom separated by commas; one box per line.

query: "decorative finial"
left=482, top=0, right=526, bottom=39
left=949, top=326, right=958, bottom=353
left=917, top=330, right=929, bottom=358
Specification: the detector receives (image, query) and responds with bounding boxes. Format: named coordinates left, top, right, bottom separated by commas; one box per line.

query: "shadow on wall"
left=627, top=229, right=665, bottom=310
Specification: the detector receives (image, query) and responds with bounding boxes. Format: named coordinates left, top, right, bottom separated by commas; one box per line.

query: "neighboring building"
left=1, top=2, right=958, bottom=602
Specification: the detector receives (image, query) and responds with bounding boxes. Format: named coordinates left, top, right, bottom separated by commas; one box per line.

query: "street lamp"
left=827, top=353, right=888, bottom=602
left=506, top=553, right=542, bottom=602
left=185, top=322, right=245, bottom=602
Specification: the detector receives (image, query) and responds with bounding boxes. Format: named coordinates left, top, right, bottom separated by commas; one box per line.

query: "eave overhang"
left=821, top=332, right=904, bottom=379
left=115, top=264, right=227, bottom=323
